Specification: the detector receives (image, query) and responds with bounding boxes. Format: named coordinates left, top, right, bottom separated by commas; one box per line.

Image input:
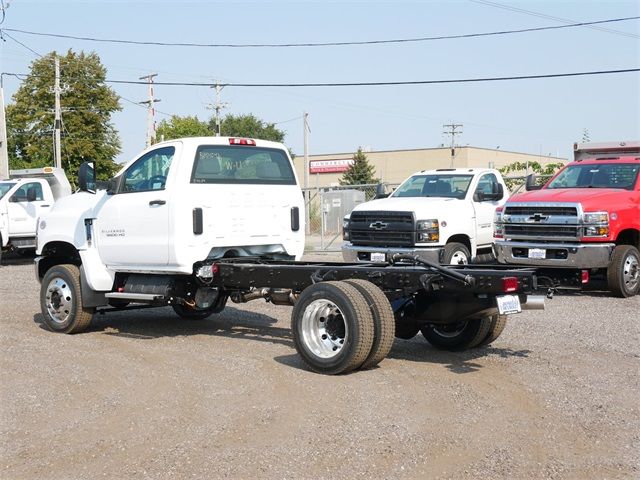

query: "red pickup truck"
left=493, top=141, right=640, bottom=297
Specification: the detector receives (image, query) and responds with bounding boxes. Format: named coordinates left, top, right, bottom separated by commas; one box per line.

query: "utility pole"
left=443, top=123, right=463, bottom=168
left=303, top=112, right=310, bottom=234
left=54, top=56, right=62, bottom=169
left=0, top=77, right=9, bottom=179
left=139, top=74, right=160, bottom=147
left=207, top=81, right=228, bottom=136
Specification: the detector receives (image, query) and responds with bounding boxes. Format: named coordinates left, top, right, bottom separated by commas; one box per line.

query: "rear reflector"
left=502, top=277, right=519, bottom=293
left=229, top=138, right=256, bottom=146
left=581, top=269, right=590, bottom=284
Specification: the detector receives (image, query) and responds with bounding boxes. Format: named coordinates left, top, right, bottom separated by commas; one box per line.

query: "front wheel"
left=442, top=242, right=470, bottom=265
left=421, top=316, right=492, bottom=351
left=607, top=245, right=640, bottom=297
left=40, top=264, right=94, bottom=333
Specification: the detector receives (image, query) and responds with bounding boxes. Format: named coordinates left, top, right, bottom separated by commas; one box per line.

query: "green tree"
left=340, top=147, right=379, bottom=185
left=499, top=161, right=565, bottom=191
left=156, top=115, right=212, bottom=141
left=215, top=113, right=285, bottom=142
left=6, top=50, right=121, bottom=182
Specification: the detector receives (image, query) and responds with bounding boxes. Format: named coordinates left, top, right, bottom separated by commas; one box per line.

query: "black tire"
left=171, top=295, right=227, bottom=320
left=343, top=279, right=395, bottom=370
left=421, top=317, right=492, bottom=351
left=40, top=264, right=94, bottom=333
left=607, top=245, right=640, bottom=297
left=443, top=242, right=471, bottom=265
left=291, top=281, right=375, bottom=375
left=476, top=315, right=508, bottom=347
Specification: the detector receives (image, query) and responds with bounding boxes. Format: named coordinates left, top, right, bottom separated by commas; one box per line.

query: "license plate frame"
left=370, top=252, right=386, bottom=262
left=528, top=248, right=546, bottom=259
left=496, top=294, right=522, bottom=315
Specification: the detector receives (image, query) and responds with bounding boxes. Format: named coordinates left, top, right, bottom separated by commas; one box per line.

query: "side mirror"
left=490, top=182, right=504, bottom=200
left=375, top=183, right=390, bottom=199
left=27, top=188, right=37, bottom=202
left=525, top=173, right=542, bottom=191
left=473, top=191, right=485, bottom=202
left=78, top=161, right=96, bottom=193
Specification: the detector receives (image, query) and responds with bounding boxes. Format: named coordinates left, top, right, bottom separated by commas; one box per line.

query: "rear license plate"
left=528, top=248, right=546, bottom=259
left=370, top=252, right=386, bottom=262
left=496, top=295, right=522, bottom=315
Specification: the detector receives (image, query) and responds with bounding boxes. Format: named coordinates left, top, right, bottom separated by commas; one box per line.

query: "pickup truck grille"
left=349, top=211, right=415, bottom=247
left=501, top=203, right=581, bottom=241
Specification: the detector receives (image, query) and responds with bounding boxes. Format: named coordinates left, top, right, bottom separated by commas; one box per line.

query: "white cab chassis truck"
left=342, top=168, right=509, bottom=265
left=0, top=167, right=71, bottom=262
left=35, top=137, right=557, bottom=375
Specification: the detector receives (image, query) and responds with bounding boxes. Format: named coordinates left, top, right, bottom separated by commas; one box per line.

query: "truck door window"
left=191, top=146, right=296, bottom=185
left=0, top=182, right=16, bottom=200
left=122, top=146, right=175, bottom=192
left=12, top=182, right=44, bottom=202
left=476, top=173, right=498, bottom=199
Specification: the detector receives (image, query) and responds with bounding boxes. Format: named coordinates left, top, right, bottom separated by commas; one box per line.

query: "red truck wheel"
left=607, top=245, right=640, bottom=297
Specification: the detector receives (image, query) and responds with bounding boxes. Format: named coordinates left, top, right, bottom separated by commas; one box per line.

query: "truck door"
left=472, top=173, right=505, bottom=247
left=96, top=145, right=176, bottom=267
left=6, top=180, right=50, bottom=237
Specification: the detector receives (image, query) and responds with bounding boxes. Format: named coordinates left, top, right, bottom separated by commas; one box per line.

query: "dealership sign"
left=309, top=159, right=354, bottom=174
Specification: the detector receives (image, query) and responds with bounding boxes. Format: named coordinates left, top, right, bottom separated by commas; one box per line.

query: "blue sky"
left=1, top=0, right=639, bottom=164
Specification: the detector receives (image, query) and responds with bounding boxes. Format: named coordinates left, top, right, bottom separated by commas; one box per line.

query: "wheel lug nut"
left=319, top=317, right=325, bottom=322
left=332, top=346, right=338, bottom=351
left=321, top=334, right=327, bottom=340
left=339, top=339, right=344, bottom=344
left=331, top=336, right=337, bottom=341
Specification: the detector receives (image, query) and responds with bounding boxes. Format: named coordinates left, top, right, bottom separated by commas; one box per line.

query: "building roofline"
left=294, top=145, right=567, bottom=161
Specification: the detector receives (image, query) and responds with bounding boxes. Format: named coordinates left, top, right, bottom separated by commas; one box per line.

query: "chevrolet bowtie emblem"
left=369, top=221, right=389, bottom=230
left=528, top=213, right=548, bottom=222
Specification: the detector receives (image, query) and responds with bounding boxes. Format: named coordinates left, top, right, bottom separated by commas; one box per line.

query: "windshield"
left=0, top=182, right=16, bottom=200
left=392, top=174, right=473, bottom=199
left=547, top=163, right=639, bottom=190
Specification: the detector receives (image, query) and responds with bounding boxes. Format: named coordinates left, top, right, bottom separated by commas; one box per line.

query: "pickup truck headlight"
left=342, top=217, right=350, bottom=241
left=493, top=207, right=504, bottom=239
left=416, top=219, right=439, bottom=243
left=583, top=211, right=609, bottom=237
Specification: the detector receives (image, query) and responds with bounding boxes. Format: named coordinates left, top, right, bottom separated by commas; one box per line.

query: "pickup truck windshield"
left=547, top=163, right=639, bottom=190
left=0, top=182, right=16, bottom=200
left=191, top=145, right=296, bottom=185
left=392, top=174, right=473, bottom=199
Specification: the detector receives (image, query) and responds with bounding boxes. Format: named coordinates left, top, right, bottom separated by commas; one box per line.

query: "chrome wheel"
left=449, top=250, right=468, bottom=265
left=300, top=299, right=348, bottom=359
left=45, top=277, right=73, bottom=324
left=623, top=252, right=639, bottom=291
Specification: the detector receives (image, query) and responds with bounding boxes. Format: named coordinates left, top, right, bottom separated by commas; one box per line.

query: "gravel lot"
left=1, top=252, right=638, bottom=480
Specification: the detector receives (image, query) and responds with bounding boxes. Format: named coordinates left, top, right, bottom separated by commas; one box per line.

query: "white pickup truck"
left=0, top=167, right=71, bottom=262
left=342, top=168, right=509, bottom=264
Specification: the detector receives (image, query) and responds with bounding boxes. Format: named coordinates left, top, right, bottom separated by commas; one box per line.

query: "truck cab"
left=342, top=168, right=508, bottom=264
left=0, top=167, right=71, bottom=261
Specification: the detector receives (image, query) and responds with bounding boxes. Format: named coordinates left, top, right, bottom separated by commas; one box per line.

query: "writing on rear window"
left=191, top=145, right=296, bottom=185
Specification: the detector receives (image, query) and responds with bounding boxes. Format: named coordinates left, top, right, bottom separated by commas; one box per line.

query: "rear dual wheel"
left=293, top=281, right=389, bottom=375
left=421, top=314, right=507, bottom=351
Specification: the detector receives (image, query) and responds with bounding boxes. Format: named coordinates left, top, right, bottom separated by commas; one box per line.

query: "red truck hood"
left=509, top=188, right=632, bottom=211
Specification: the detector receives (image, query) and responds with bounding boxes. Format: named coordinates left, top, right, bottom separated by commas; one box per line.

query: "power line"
left=2, top=16, right=639, bottom=48
left=469, top=0, right=640, bottom=39
left=3, top=67, right=638, bottom=89
left=104, top=68, right=640, bottom=87
left=2, top=31, right=42, bottom=57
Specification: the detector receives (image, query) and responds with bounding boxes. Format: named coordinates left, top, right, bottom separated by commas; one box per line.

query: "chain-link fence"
left=302, top=175, right=551, bottom=252
left=302, top=183, right=398, bottom=252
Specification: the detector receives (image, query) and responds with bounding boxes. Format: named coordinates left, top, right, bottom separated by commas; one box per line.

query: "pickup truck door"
left=96, top=145, right=177, bottom=267
left=6, top=180, right=52, bottom=237
left=472, top=173, right=506, bottom=247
